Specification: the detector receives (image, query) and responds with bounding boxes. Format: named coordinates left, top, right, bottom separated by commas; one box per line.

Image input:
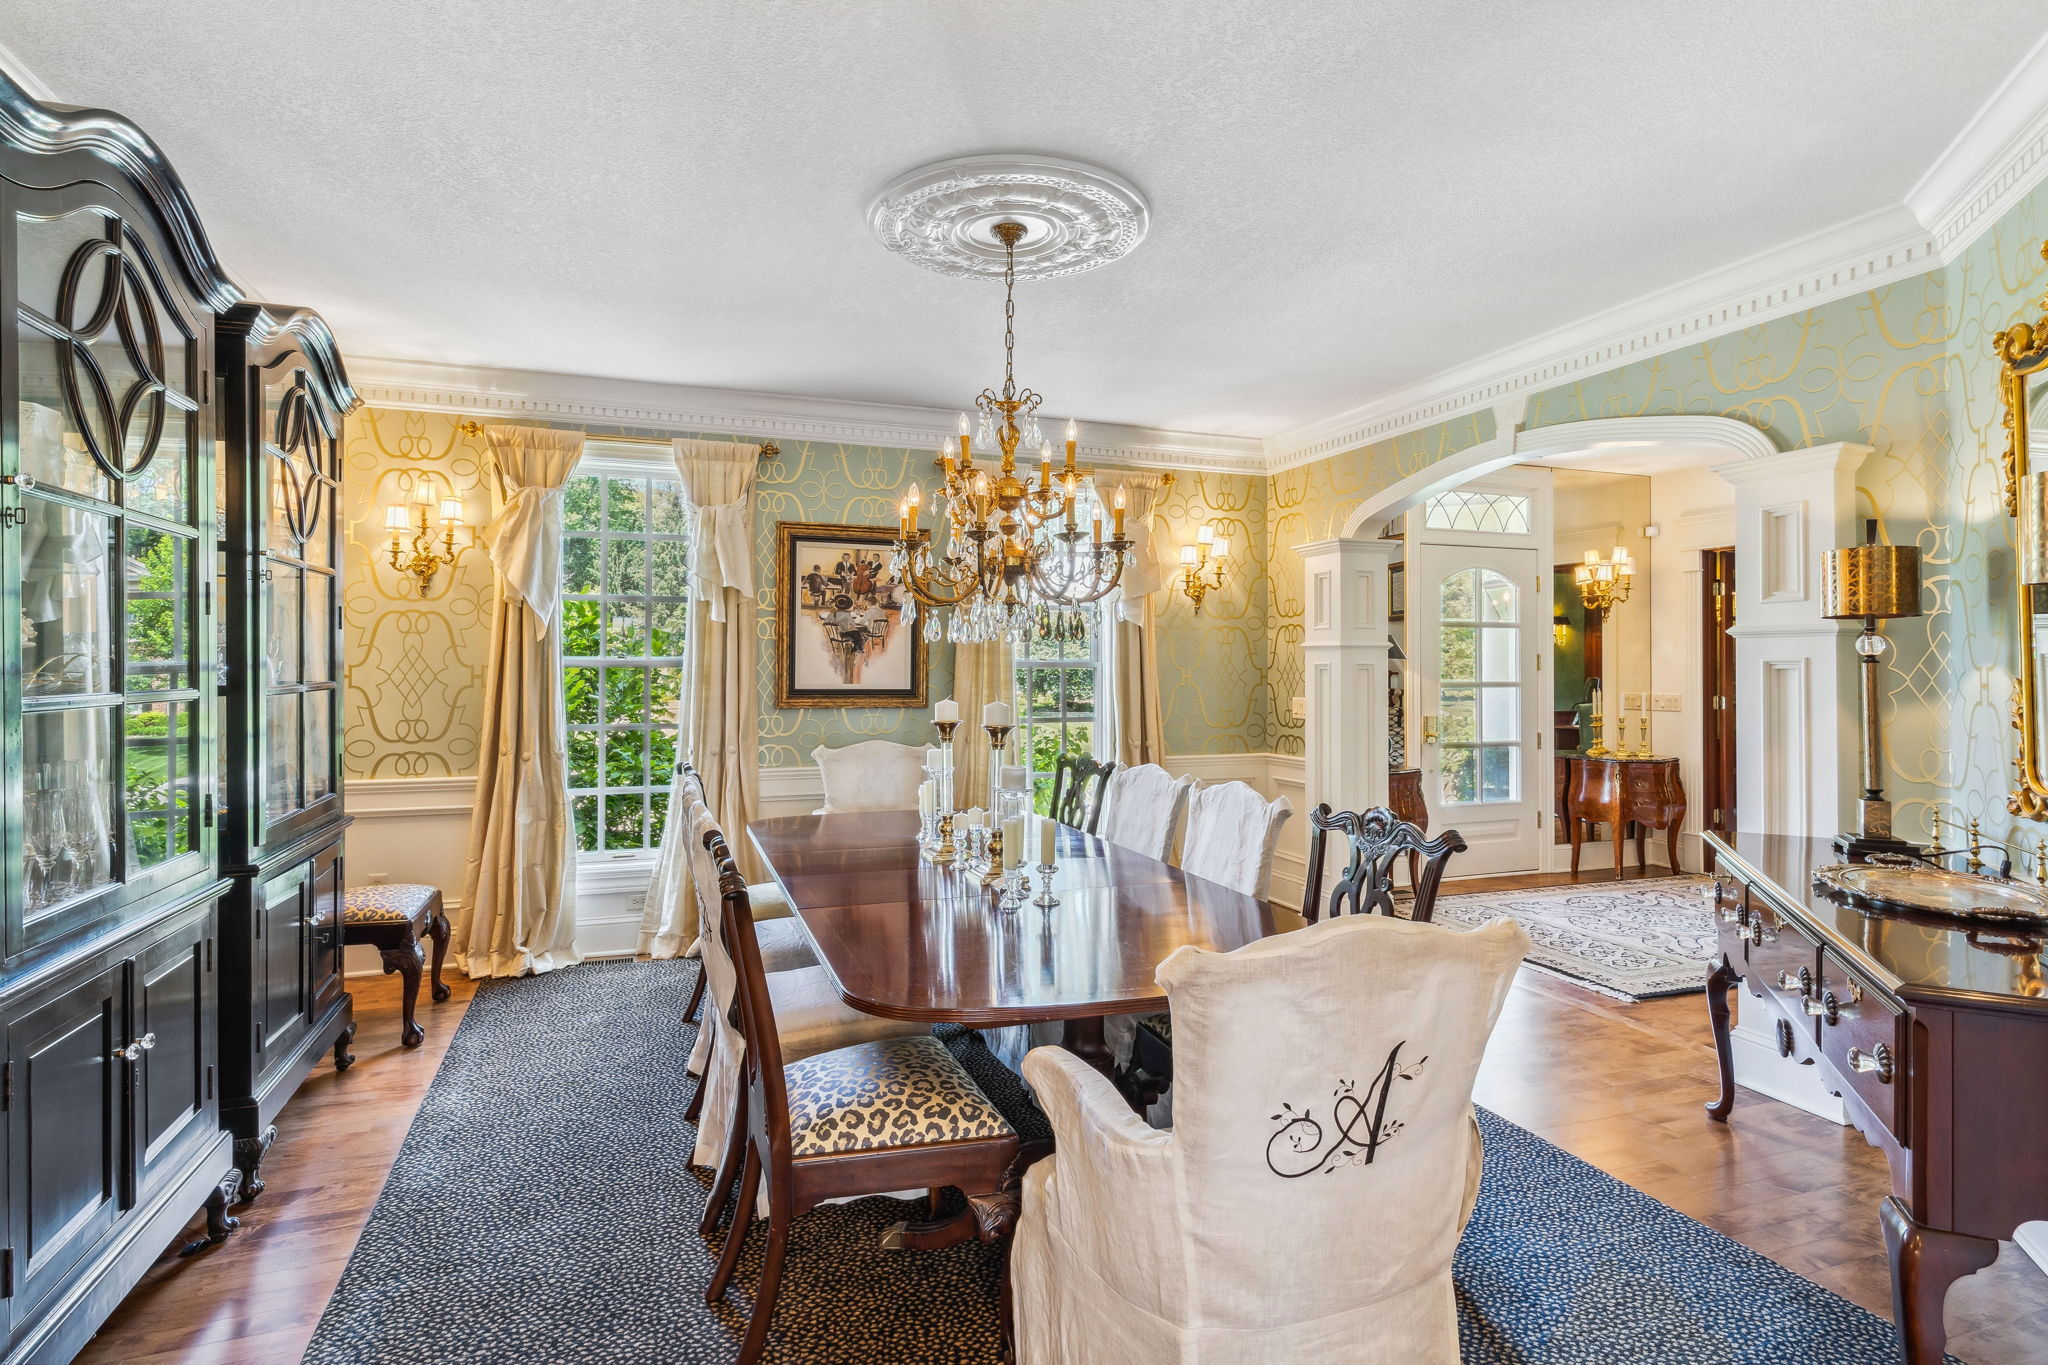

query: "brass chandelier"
left=894, top=220, right=1132, bottom=643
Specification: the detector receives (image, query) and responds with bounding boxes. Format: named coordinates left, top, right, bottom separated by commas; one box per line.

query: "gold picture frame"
left=1997, top=238, right=2048, bottom=818
left=774, top=521, right=927, bottom=709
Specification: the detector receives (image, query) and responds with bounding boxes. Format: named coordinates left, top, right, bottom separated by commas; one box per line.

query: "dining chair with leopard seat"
left=699, top=828, right=1030, bottom=1365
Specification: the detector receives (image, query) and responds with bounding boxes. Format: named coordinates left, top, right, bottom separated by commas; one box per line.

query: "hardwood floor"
left=77, top=876, right=2048, bottom=1364
left=76, top=972, right=481, bottom=1365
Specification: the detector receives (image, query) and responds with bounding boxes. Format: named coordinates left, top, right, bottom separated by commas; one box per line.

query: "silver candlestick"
left=1033, top=863, right=1059, bottom=907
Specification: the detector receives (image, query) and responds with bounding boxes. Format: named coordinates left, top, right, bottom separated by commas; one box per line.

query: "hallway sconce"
left=384, top=474, right=469, bottom=595
left=1177, top=524, right=1231, bottom=613
left=1554, top=612, right=1571, bottom=647
left=1822, top=524, right=1922, bottom=860
left=1574, top=547, right=1634, bottom=613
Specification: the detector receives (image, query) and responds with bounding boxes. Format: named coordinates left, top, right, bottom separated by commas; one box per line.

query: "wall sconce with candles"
left=1573, top=546, right=1635, bottom=613
left=1177, top=523, right=1231, bottom=613
left=384, top=474, right=470, bottom=595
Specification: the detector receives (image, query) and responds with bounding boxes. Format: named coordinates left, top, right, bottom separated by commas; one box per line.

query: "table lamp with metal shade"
left=1821, top=527, right=1923, bottom=861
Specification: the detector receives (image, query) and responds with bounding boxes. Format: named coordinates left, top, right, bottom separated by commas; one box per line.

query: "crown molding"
left=348, top=355, right=1269, bottom=475
left=1909, top=28, right=2048, bottom=259
left=1264, top=205, right=1936, bottom=473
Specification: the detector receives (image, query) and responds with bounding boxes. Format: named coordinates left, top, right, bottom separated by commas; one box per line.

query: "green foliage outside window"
left=562, top=470, right=688, bottom=854
left=1014, top=607, right=1101, bottom=815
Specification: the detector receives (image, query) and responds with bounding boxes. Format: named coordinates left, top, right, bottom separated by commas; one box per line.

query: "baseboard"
left=2014, top=1222, right=2048, bottom=1277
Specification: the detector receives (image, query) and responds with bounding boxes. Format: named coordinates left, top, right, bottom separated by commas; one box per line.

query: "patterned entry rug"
left=1432, top=874, right=1717, bottom=1001
left=302, top=956, right=1938, bottom=1364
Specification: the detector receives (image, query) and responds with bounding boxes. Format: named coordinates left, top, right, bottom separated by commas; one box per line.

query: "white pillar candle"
left=1002, top=816, right=1026, bottom=870
left=934, top=698, right=960, bottom=724
left=1039, top=816, right=1057, bottom=866
left=918, top=781, right=935, bottom=817
left=983, top=701, right=1012, bottom=727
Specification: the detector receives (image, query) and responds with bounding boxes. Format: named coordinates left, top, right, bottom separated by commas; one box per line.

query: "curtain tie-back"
left=689, top=498, right=755, bottom=620
left=484, top=484, right=566, bottom=635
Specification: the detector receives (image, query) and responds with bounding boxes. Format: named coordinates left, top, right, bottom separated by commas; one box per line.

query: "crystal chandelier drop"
left=893, top=220, right=1132, bottom=645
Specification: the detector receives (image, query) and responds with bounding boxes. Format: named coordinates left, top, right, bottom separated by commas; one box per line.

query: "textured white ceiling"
left=3, top=1, right=2043, bottom=438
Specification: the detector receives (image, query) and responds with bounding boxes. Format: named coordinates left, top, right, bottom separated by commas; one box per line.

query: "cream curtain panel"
left=456, top=425, right=586, bottom=978
left=639, top=438, right=761, bottom=958
left=1107, top=472, right=1168, bottom=767
left=952, top=639, right=1014, bottom=809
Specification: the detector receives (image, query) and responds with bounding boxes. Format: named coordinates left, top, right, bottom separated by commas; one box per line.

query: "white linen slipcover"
left=1178, top=780, right=1293, bottom=898
left=1013, top=913, right=1530, bottom=1365
left=1096, top=763, right=1196, bottom=864
left=811, top=740, right=934, bottom=812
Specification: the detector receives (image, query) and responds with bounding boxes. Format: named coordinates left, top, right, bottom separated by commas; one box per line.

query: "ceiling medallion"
left=867, top=154, right=1148, bottom=281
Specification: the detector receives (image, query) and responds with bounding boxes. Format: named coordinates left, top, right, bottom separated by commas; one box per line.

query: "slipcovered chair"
left=681, top=797, right=924, bottom=1180
left=1096, top=763, right=1196, bottom=863
left=811, top=739, right=934, bottom=812
left=676, top=764, right=806, bottom=1033
left=1177, top=780, right=1293, bottom=898
left=1014, top=912, right=1530, bottom=1365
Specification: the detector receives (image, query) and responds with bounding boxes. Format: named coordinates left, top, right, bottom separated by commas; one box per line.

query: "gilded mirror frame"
left=1999, top=238, right=2048, bottom=818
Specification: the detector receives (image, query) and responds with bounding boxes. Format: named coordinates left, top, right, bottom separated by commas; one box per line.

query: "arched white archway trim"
left=1336, top=414, right=1780, bottom=541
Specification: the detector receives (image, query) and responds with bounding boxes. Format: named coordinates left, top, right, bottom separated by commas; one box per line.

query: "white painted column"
left=1712, top=441, right=1868, bottom=1123
left=1299, top=537, right=1395, bottom=818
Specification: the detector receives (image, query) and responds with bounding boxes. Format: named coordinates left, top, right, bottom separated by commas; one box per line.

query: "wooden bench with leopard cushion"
left=342, top=884, right=451, bottom=1048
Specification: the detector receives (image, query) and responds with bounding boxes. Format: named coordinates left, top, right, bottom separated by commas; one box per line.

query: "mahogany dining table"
left=747, top=809, right=1307, bottom=1075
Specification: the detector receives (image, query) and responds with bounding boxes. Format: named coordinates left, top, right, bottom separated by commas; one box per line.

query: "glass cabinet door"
left=255, top=365, right=341, bottom=841
left=9, top=190, right=212, bottom=951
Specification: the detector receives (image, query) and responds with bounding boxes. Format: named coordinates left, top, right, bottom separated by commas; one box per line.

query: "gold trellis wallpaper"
left=338, top=410, right=1273, bottom=779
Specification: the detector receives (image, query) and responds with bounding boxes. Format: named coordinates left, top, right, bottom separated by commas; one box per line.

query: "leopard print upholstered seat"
left=342, top=883, right=440, bottom=924
left=784, top=1035, right=1012, bottom=1158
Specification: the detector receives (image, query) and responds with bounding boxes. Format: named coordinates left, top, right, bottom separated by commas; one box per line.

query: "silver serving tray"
left=1812, top=860, right=2048, bottom=926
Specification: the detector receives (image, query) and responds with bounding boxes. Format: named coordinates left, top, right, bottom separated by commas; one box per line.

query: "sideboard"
left=1703, top=831, right=2048, bottom=1364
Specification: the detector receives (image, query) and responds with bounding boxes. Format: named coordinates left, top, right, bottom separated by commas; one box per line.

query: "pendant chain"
left=1002, top=236, right=1016, bottom=400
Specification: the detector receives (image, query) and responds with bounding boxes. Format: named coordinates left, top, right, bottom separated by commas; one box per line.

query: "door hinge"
left=1536, top=811, right=1544, bottom=829
left=202, top=794, right=215, bottom=829
left=205, top=1063, right=215, bottom=1101
left=2, top=1061, right=11, bottom=1111
left=1536, top=732, right=1543, bottom=750
left=2, top=1248, right=14, bottom=1298
left=205, top=936, right=214, bottom=973
left=203, top=580, right=212, bottom=616
left=0, top=507, right=23, bottom=529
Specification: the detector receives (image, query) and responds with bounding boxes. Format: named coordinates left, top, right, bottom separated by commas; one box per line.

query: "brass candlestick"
left=1584, top=687, right=1609, bottom=757
left=930, top=812, right=956, bottom=864
left=1636, top=716, right=1651, bottom=758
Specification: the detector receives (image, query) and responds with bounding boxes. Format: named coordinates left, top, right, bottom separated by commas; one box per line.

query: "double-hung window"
left=559, top=451, right=688, bottom=858
left=1014, top=606, right=1102, bottom=813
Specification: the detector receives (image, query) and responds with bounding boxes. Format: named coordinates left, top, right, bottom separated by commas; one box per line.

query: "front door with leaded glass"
left=1415, top=541, right=1544, bottom=875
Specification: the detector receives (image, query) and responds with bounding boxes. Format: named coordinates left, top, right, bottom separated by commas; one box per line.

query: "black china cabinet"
left=0, top=70, right=355, bottom=1360
left=214, top=304, right=356, bottom=1195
